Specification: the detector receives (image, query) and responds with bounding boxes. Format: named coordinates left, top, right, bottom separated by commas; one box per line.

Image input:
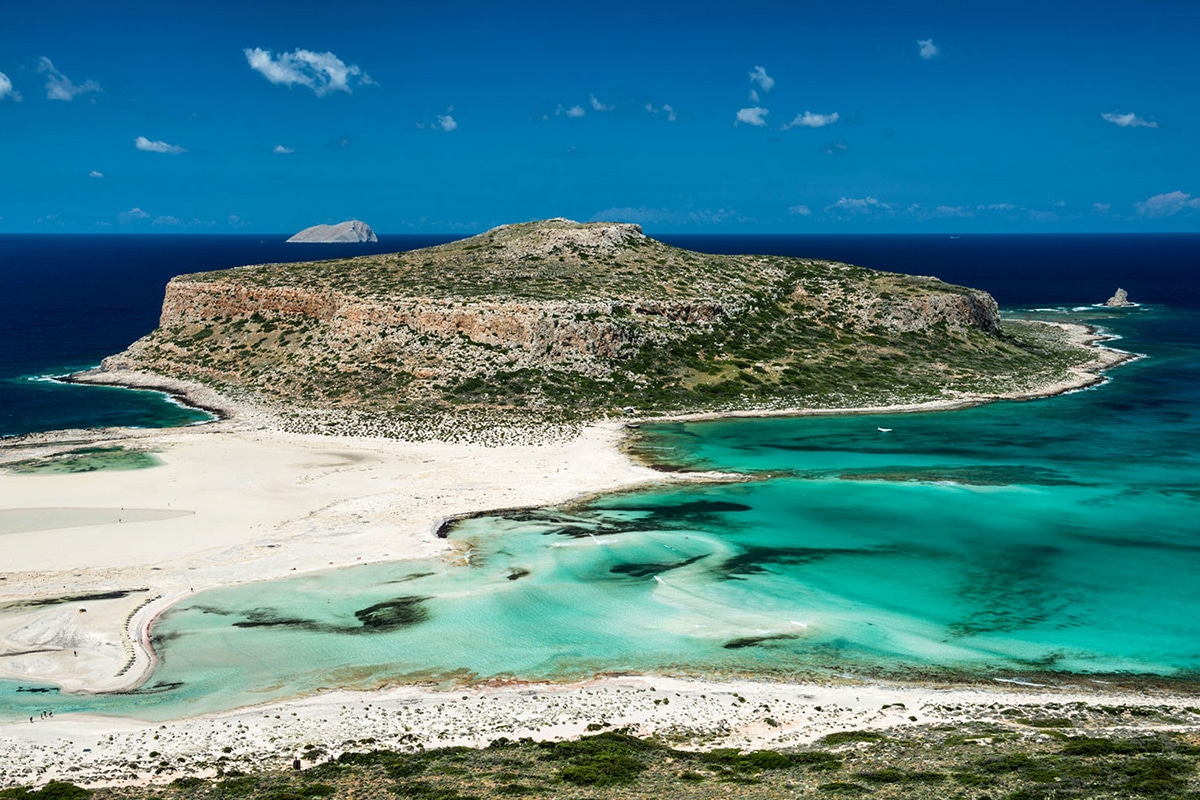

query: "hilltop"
left=92, top=219, right=1100, bottom=440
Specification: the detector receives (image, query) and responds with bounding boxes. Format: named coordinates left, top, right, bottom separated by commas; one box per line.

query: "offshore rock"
left=287, top=220, right=377, bottom=243
left=1103, top=288, right=1135, bottom=307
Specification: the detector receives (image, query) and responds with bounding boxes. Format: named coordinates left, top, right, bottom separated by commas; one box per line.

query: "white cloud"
left=782, top=111, right=840, bottom=129
left=565, top=104, right=585, bottom=118
left=735, top=106, right=769, bottom=127
left=88, top=170, right=103, bottom=178
left=589, top=93, right=613, bottom=112
left=437, top=114, right=457, bottom=131
left=135, top=136, right=186, bottom=154
left=789, top=205, right=811, bottom=216
left=1093, top=202, right=1112, bottom=213
left=646, top=102, right=677, bottom=122
left=244, top=47, right=370, bottom=96
left=0, top=71, right=21, bottom=102
left=38, top=57, right=101, bottom=101
left=749, top=65, right=774, bottom=92
left=273, top=144, right=295, bottom=154
left=932, top=205, right=972, bottom=218
left=978, top=203, right=1017, bottom=211
left=825, top=196, right=892, bottom=215
left=228, top=214, right=245, bottom=228
left=119, top=207, right=150, bottom=223
left=153, top=215, right=181, bottom=227
left=589, top=206, right=742, bottom=226
left=1134, top=190, right=1200, bottom=218
left=917, top=39, right=939, bottom=59
left=1101, top=111, right=1158, bottom=128
left=748, top=89, right=760, bottom=103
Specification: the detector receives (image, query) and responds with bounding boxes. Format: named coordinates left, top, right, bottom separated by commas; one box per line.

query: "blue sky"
left=1, top=0, right=1198, bottom=233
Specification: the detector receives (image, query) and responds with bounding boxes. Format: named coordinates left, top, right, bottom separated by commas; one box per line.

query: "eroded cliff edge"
left=92, top=219, right=1096, bottom=439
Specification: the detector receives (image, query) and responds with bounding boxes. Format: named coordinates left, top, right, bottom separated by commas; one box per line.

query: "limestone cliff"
left=97, top=219, right=1090, bottom=436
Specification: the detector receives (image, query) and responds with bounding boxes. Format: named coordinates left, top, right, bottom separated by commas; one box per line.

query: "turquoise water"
left=2, top=305, right=1198, bottom=720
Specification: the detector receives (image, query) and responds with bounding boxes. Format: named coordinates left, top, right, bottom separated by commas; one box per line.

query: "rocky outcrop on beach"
left=1103, top=288, right=1135, bottom=307
left=93, top=218, right=1095, bottom=436
left=286, top=220, right=377, bottom=243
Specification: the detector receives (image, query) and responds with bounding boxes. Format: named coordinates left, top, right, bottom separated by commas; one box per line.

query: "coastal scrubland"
left=6, top=722, right=1200, bottom=800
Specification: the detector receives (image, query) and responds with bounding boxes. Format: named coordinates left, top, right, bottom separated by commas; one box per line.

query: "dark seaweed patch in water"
left=354, top=596, right=430, bottom=629
left=718, top=546, right=889, bottom=578
left=609, top=553, right=709, bottom=579
left=1069, top=532, right=1200, bottom=552
left=723, top=633, right=801, bottom=650
left=615, top=500, right=752, bottom=514
left=948, top=545, right=1076, bottom=637
left=15, top=686, right=58, bottom=694
left=115, top=680, right=185, bottom=696
left=506, top=568, right=531, bottom=581
left=383, top=571, right=437, bottom=584
left=230, top=596, right=432, bottom=634
left=831, top=465, right=1083, bottom=487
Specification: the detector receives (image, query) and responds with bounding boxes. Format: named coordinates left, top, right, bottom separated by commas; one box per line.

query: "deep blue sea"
left=2, top=233, right=1199, bottom=720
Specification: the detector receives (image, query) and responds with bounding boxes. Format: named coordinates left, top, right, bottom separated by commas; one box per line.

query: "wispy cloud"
left=931, top=205, right=972, bottom=218
left=0, top=71, right=21, bottom=102
left=88, top=170, right=103, bottom=178
left=119, top=207, right=150, bottom=223
left=825, top=196, right=893, bottom=215
left=589, top=93, right=613, bottom=112
left=749, top=65, right=774, bottom=93
left=273, top=144, right=295, bottom=154
left=1135, top=190, right=1200, bottom=218
left=645, top=102, right=677, bottom=122
left=437, top=114, right=457, bottom=131
left=782, top=111, right=840, bottom=129
left=917, top=39, right=939, bottom=59
left=735, top=107, right=769, bottom=127
left=38, top=57, right=101, bottom=101
left=565, top=104, right=585, bottom=118
left=135, top=136, right=186, bottom=154
left=788, top=205, right=811, bottom=216
left=244, top=47, right=371, bottom=96
left=590, top=206, right=743, bottom=226
left=1093, top=202, right=1112, bottom=213
left=1101, top=111, right=1158, bottom=128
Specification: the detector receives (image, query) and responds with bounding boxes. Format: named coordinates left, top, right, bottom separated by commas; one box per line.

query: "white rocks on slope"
left=286, top=220, right=377, bottom=243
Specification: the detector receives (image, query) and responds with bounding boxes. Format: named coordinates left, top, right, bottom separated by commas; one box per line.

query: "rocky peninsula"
left=84, top=218, right=1105, bottom=441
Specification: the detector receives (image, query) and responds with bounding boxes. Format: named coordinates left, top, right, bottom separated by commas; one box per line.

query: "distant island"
left=84, top=218, right=1118, bottom=441
left=286, top=220, right=377, bottom=243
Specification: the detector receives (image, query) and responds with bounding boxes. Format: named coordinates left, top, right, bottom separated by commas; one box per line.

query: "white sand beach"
left=1, top=320, right=1176, bottom=787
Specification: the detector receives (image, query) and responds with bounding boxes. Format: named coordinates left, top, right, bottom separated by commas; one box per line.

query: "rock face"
left=287, top=220, right=377, bottom=243
left=1103, top=288, right=1135, bottom=307
left=99, top=218, right=1082, bottom=435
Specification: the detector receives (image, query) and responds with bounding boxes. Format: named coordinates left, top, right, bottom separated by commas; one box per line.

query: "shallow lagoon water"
left=2, top=305, right=1198, bottom=721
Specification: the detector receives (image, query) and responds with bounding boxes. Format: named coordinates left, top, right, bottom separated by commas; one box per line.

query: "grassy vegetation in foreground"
left=9, top=726, right=1200, bottom=799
